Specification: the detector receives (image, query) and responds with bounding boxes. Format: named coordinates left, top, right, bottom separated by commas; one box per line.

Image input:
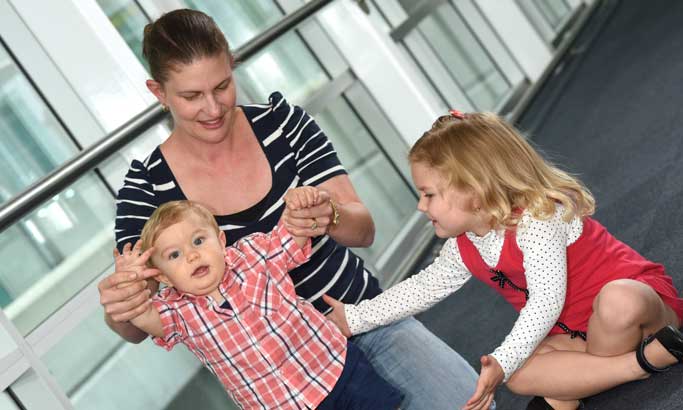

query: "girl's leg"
left=507, top=279, right=680, bottom=403
left=586, top=279, right=679, bottom=355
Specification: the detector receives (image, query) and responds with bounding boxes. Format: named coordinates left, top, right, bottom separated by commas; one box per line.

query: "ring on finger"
left=310, top=219, right=318, bottom=230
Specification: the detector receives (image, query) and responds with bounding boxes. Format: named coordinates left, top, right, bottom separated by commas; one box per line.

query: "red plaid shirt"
left=152, top=222, right=347, bottom=409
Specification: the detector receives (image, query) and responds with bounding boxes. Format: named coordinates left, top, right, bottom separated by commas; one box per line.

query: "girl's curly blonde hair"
left=409, top=112, right=595, bottom=229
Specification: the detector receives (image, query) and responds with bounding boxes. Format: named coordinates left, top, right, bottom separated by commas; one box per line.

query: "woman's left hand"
left=463, top=355, right=504, bottom=410
left=282, top=190, right=332, bottom=237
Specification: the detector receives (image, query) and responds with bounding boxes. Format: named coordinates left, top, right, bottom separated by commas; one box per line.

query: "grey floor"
left=416, top=0, right=683, bottom=408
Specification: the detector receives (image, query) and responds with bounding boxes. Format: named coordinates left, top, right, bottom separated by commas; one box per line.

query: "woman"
left=98, top=8, right=480, bottom=409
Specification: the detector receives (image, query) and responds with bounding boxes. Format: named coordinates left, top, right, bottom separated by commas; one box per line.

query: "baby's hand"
left=114, top=241, right=154, bottom=273
left=284, top=186, right=322, bottom=210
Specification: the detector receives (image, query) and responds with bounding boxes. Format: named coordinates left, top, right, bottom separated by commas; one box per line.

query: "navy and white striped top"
left=115, top=92, right=382, bottom=313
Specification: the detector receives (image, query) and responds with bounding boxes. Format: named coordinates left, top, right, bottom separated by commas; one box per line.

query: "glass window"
left=533, top=0, right=572, bottom=29
left=96, top=0, right=149, bottom=67
left=183, top=0, right=282, bottom=49
left=0, top=392, right=21, bottom=410
left=377, top=0, right=513, bottom=111
left=0, top=172, right=116, bottom=335
left=235, top=32, right=330, bottom=103
left=44, top=305, right=237, bottom=410
left=408, top=3, right=510, bottom=110
left=314, top=96, right=416, bottom=263
left=0, top=47, right=78, bottom=200
left=517, top=0, right=573, bottom=44
left=0, top=45, right=117, bottom=335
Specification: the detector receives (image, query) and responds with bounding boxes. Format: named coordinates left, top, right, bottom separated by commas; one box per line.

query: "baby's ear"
left=219, top=230, right=226, bottom=248
left=154, top=272, right=172, bottom=288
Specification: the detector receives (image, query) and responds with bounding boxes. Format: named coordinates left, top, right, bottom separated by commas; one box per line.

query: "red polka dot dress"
left=345, top=206, right=683, bottom=380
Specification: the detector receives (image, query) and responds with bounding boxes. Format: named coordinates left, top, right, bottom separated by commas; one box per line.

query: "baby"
left=115, top=187, right=402, bottom=410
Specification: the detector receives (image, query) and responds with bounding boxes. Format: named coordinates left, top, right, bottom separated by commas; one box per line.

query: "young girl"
left=324, top=110, right=683, bottom=410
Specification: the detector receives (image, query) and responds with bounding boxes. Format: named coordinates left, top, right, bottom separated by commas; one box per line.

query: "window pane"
left=0, top=46, right=77, bottom=200
left=533, top=0, right=571, bottom=29
left=0, top=172, right=115, bottom=335
left=96, top=0, right=148, bottom=67
left=408, top=3, right=510, bottom=110
left=517, top=0, right=573, bottom=44
left=236, top=32, right=330, bottom=103
left=0, top=44, right=116, bottom=335
left=0, top=392, right=20, bottom=410
left=184, top=0, right=282, bottom=49
left=43, top=305, right=230, bottom=410
left=314, top=96, right=416, bottom=264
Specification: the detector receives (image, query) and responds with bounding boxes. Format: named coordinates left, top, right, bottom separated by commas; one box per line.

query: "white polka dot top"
left=345, top=205, right=583, bottom=381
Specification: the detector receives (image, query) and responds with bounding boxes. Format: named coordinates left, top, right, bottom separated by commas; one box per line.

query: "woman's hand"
left=100, top=242, right=159, bottom=324
left=282, top=189, right=332, bottom=237
left=284, top=186, right=322, bottom=210
left=463, top=355, right=504, bottom=410
left=322, top=294, right=352, bottom=337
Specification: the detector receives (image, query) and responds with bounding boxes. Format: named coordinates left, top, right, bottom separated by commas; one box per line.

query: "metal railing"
left=0, top=0, right=333, bottom=233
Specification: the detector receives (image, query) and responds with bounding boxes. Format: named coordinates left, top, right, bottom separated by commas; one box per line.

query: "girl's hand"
left=322, top=294, right=352, bottom=337
left=463, top=355, right=504, bottom=410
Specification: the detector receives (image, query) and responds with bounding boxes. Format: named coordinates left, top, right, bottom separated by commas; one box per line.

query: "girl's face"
left=147, top=52, right=237, bottom=145
left=411, top=162, right=489, bottom=238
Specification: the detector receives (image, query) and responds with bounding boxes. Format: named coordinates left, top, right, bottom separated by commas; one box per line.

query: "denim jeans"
left=318, top=341, right=404, bottom=410
left=351, top=317, right=494, bottom=410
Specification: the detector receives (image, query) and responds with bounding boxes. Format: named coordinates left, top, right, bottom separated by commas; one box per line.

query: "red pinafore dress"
left=456, top=217, right=683, bottom=339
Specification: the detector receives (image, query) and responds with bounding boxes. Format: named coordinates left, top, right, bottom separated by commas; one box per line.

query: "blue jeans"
left=351, top=317, right=493, bottom=410
left=318, top=341, right=403, bottom=409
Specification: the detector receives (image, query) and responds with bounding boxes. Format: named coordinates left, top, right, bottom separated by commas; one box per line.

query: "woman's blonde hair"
left=409, top=112, right=595, bottom=229
left=140, top=200, right=220, bottom=254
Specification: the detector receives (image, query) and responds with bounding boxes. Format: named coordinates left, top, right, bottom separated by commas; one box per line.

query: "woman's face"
left=148, top=52, right=237, bottom=144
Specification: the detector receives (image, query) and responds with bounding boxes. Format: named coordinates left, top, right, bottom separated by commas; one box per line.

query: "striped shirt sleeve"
left=114, top=159, right=158, bottom=252
left=269, top=92, right=347, bottom=187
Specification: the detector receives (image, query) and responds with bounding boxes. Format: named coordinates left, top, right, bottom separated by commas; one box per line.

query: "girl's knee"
left=593, top=280, right=652, bottom=329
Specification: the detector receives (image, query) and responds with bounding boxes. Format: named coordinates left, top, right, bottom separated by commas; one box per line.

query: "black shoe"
left=527, top=397, right=554, bottom=410
left=636, top=325, right=683, bottom=373
left=526, top=396, right=586, bottom=410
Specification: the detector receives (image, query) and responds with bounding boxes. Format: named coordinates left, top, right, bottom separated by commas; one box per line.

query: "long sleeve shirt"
left=345, top=206, right=583, bottom=380
left=152, top=222, right=346, bottom=409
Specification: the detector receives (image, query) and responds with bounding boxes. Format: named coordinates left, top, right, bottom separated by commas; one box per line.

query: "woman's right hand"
left=99, top=243, right=160, bottom=342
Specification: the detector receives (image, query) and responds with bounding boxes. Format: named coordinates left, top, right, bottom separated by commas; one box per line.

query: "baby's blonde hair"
left=140, top=200, right=220, bottom=256
left=409, top=112, right=595, bottom=229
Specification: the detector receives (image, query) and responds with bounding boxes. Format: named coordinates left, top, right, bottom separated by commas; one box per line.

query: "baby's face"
left=151, top=213, right=226, bottom=298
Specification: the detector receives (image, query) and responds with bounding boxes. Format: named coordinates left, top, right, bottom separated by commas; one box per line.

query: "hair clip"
left=449, top=109, right=465, bottom=119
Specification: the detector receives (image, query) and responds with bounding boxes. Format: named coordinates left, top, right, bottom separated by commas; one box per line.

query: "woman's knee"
left=592, top=280, right=653, bottom=330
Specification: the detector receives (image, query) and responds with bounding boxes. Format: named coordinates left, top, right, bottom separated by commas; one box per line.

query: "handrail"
left=0, top=0, right=333, bottom=233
